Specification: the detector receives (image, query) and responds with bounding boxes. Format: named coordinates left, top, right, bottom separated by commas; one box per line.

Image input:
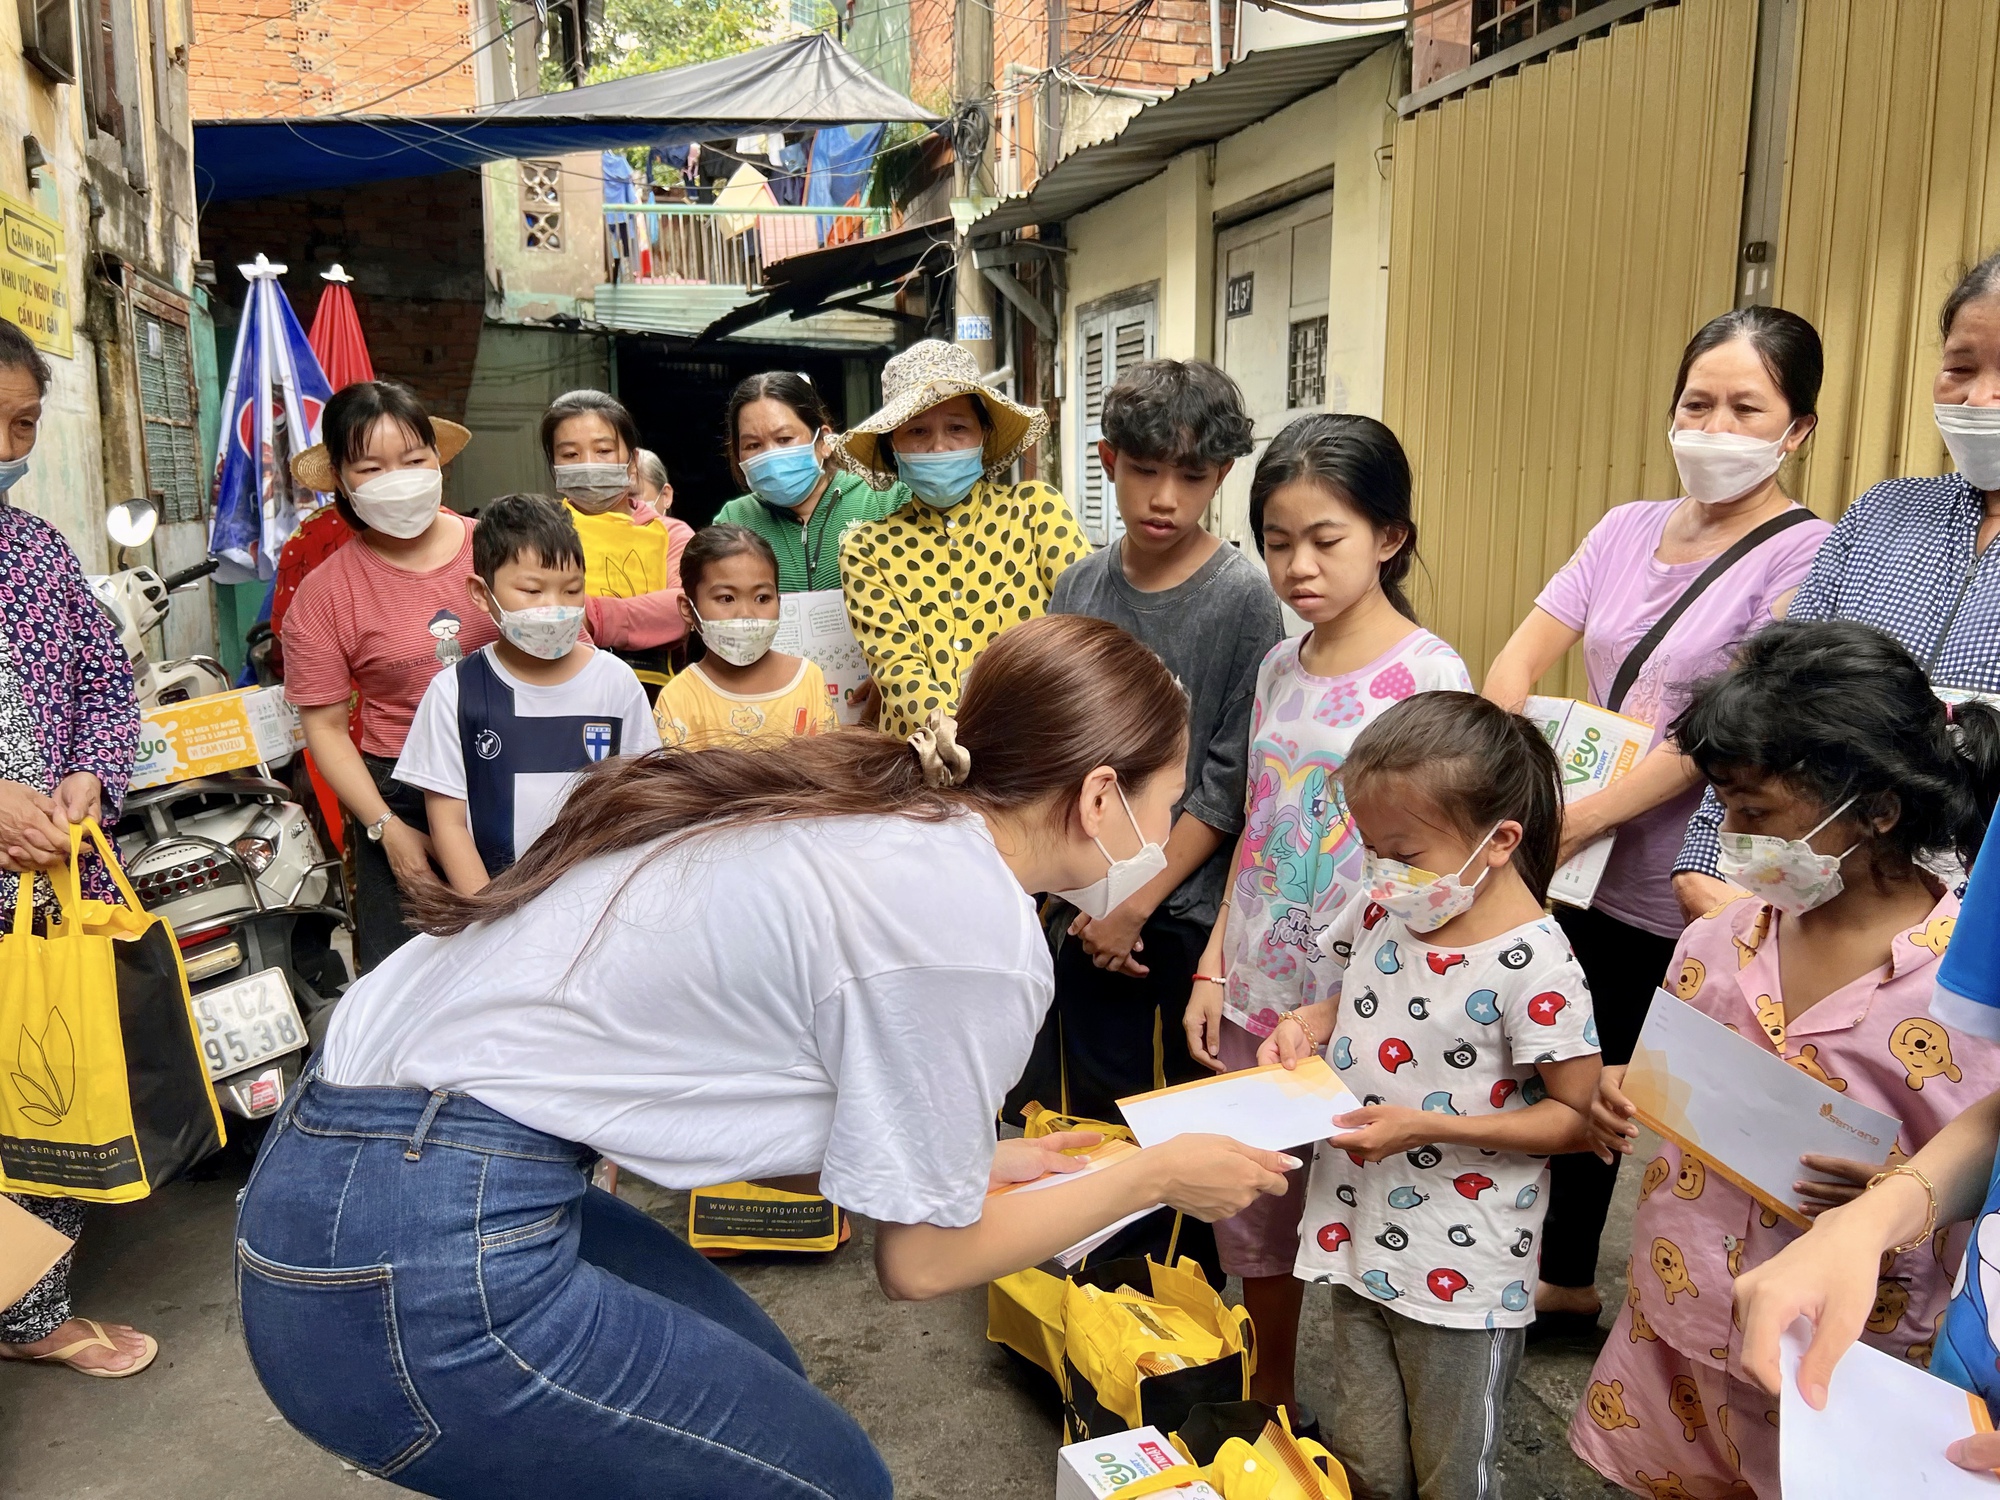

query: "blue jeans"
left=235, top=1077, right=892, bottom=1499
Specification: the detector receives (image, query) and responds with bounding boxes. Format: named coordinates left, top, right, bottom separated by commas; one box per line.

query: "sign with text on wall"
left=0, top=190, right=71, bottom=358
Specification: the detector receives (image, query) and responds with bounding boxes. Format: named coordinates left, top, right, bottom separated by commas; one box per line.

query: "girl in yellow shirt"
left=653, top=526, right=839, bottom=749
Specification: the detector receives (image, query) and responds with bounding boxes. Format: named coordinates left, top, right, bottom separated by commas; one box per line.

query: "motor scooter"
left=90, top=500, right=351, bottom=1127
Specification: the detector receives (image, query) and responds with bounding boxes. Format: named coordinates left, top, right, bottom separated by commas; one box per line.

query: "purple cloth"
left=1534, top=499, right=1828, bottom=937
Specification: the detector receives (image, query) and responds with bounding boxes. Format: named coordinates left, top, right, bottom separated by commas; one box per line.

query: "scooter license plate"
left=191, top=968, right=305, bottom=1081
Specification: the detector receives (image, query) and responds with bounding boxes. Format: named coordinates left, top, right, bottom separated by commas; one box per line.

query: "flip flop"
left=1, top=1318, right=158, bottom=1378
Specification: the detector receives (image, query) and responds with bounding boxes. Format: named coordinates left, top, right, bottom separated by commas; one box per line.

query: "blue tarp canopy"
left=195, top=34, right=939, bottom=202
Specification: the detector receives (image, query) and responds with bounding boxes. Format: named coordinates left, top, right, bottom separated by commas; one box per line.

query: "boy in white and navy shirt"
left=397, top=494, right=659, bottom=890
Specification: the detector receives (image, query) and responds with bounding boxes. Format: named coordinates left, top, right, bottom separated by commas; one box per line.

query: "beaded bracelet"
left=1277, top=1008, right=1322, bottom=1048
left=1192, top=973, right=1227, bottom=987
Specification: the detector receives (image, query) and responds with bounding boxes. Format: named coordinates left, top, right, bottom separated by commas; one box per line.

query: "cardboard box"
left=130, top=687, right=305, bottom=791
left=1524, top=695, right=1653, bottom=908
left=1057, top=1426, right=1222, bottom=1500
left=0, top=1194, right=75, bottom=1309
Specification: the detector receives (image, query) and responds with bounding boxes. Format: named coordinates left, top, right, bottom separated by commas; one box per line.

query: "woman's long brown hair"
left=405, top=613, right=1189, bottom=936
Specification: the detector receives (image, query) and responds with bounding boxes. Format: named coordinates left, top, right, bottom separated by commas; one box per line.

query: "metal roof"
left=970, top=33, right=1397, bottom=239
left=696, top=217, right=955, bottom=342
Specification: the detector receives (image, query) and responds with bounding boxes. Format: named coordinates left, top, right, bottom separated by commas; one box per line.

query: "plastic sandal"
left=2, top=1318, right=158, bottom=1378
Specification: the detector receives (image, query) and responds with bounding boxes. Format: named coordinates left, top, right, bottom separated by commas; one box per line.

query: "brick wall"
left=200, top=169, right=486, bottom=419
left=1076, top=0, right=1233, bottom=91
left=190, top=0, right=479, bottom=117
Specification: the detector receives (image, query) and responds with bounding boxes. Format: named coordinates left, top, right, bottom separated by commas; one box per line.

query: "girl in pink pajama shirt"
left=1572, top=620, right=2000, bottom=1498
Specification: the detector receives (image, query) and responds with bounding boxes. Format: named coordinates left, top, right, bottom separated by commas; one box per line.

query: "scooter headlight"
left=231, top=836, right=276, bottom=873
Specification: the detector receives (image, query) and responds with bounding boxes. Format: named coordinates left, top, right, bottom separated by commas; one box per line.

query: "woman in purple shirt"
left=1482, top=307, right=1831, bottom=1339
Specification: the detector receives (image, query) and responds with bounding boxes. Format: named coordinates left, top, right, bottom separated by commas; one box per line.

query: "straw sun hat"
left=290, top=418, right=473, bottom=493
left=832, top=340, right=1050, bottom=491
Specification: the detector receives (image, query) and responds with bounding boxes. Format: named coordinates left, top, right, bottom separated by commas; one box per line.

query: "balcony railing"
left=603, top=203, right=892, bottom=291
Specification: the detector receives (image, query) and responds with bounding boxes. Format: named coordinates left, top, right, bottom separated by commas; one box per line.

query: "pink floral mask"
left=1363, top=825, right=1501, bottom=935
left=1716, top=797, right=1858, bottom=914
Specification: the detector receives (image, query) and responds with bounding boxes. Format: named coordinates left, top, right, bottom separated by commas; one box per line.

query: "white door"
left=1074, top=295, right=1157, bottom=547
left=1210, top=191, right=1333, bottom=549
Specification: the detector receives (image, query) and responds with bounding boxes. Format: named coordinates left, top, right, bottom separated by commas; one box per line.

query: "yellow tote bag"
left=0, top=821, right=223, bottom=1202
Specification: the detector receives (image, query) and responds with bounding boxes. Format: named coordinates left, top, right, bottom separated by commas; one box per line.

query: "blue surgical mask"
left=0, top=455, right=27, bottom=496
left=743, top=443, right=826, bottom=510
left=896, top=447, right=985, bottom=508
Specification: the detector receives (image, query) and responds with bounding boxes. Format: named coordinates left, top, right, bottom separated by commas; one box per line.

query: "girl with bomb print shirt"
left=1290, top=900, right=1597, bottom=1326
left=1259, top=690, right=1600, bottom=1499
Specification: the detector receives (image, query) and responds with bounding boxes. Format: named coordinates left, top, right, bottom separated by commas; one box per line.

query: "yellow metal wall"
left=1382, top=0, right=1755, bottom=690
left=1774, top=0, right=2000, bottom=515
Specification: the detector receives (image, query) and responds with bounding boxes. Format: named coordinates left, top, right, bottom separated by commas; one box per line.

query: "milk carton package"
left=1524, top=696, right=1652, bottom=908
left=1056, top=1426, right=1223, bottom=1500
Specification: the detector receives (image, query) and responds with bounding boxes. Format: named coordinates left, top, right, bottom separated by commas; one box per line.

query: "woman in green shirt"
left=712, top=371, right=909, bottom=593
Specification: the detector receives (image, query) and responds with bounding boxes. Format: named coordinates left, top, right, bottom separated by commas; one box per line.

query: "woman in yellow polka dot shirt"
left=834, top=340, right=1090, bottom=739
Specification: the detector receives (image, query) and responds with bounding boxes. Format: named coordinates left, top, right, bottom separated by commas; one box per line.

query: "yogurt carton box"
left=130, top=686, right=306, bottom=791
left=1056, top=1426, right=1223, bottom=1500
left=1524, top=695, right=1652, bottom=908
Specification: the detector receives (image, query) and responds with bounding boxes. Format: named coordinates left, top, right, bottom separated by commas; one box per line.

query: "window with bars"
left=134, top=306, right=202, bottom=523
left=1287, top=315, right=1328, bottom=412
left=1073, top=293, right=1157, bottom=547
left=1413, top=0, right=1650, bottom=94
left=522, top=159, right=563, bottom=251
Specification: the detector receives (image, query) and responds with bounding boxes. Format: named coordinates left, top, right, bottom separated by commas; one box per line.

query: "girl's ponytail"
left=1944, top=697, right=2000, bottom=863
left=1247, top=413, right=1422, bottom=622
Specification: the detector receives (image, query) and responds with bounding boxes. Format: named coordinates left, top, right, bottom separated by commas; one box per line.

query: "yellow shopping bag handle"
left=74, top=820, right=145, bottom=914
left=13, top=821, right=148, bottom=938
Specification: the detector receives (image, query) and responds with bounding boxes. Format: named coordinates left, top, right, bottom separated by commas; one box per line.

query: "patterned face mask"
left=492, top=603, right=585, bottom=660
left=694, top=609, right=780, bottom=667
left=1363, top=825, right=1501, bottom=935
left=1716, top=796, right=1859, bottom=915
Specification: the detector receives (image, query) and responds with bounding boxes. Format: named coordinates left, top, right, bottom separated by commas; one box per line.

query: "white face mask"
left=1363, top=825, right=1501, bottom=935
left=490, top=602, right=585, bottom=660
left=694, top=609, right=780, bottom=667
left=553, top=462, right=632, bottom=514
left=1052, top=784, right=1169, bottom=921
left=1935, top=404, right=2000, bottom=491
left=1669, top=424, right=1796, bottom=505
left=1716, top=797, right=1860, bottom=915
left=347, top=467, right=443, bottom=538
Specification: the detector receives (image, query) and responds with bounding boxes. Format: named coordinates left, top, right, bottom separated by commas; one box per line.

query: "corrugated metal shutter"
left=1382, top=0, right=1754, bottom=690
left=1772, top=0, right=2000, bottom=516
left=135, top=310, right=204, bottom=523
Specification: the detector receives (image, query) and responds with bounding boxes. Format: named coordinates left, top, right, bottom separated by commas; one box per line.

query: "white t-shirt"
left=394, top=644, right=660, bottom=866
left=1292, top=901, right=1598, bottom=1329
left=319, top=814, right=1052, bottom=1228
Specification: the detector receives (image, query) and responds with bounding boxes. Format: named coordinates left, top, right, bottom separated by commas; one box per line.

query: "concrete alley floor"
left=0, top=1145, right=1641, bottom=1499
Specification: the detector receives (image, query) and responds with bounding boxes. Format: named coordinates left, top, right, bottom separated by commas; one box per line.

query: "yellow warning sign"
left=0, top=191, right=71, bottom=359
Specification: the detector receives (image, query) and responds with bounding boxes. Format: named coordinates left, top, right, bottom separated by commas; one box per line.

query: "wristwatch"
left=365, top=812, right=396, bottom=842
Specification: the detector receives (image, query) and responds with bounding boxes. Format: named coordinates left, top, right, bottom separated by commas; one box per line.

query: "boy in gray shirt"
left=1034, top=359, right=1281, bottom=1133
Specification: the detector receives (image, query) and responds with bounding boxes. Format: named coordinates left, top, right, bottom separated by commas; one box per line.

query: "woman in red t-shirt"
left=282, top=381, right=496, bottom=973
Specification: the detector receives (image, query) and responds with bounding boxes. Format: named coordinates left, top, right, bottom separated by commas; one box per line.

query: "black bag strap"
left=1604, top=507, right=1819, bottom=715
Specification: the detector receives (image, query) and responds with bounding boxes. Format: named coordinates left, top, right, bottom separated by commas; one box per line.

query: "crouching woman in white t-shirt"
left=233, top=612, right=1294, bottom=1500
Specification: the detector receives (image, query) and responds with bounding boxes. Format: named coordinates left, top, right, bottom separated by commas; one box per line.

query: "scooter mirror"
left=106, top=497, right=158, bottom=549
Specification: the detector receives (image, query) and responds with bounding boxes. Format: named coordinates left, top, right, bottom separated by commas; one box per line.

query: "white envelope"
left=1780, top=1321, right=1998, bottom=1494
left=989, top=1138, right=1161, bottom=1268
left=1624, top=989, right=1901, bottom=1227
left=1118, top=1058, right=1362, bottom=1154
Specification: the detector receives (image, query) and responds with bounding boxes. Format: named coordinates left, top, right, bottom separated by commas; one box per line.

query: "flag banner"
left=208, top=256, right=332, bottom=585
